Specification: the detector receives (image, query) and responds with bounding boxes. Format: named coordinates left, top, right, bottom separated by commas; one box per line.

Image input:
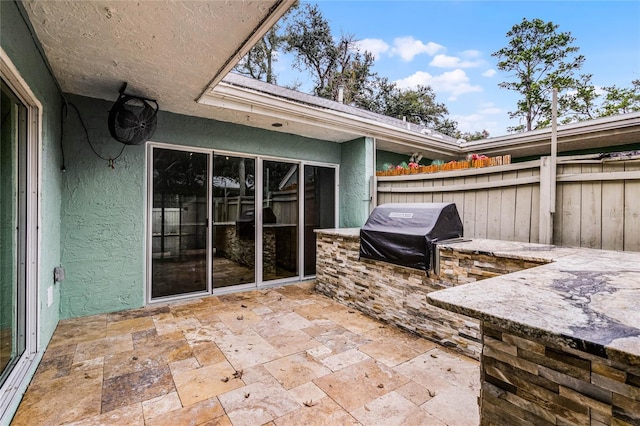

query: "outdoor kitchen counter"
left=428, top=239, right=640, bottom=425
left=428, top=239, right=640, bottom=365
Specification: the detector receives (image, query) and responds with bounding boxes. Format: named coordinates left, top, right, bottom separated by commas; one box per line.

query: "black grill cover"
left=360, top=203, right=463, bottom=271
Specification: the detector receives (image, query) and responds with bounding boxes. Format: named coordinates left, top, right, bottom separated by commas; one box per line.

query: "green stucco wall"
left=1, top=0, right=63, bottom=349
left=340, top=137, right=374, bottom=227
left=60, top=94, right=344, bottom=319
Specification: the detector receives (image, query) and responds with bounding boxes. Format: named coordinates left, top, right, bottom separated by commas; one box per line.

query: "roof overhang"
left=22, top=0, right=295, bottom=114
left=199, top=78, right=463, bottom=160
left=20, top=0, right=640, bottom=161
left=462, top=113, right=640, bottom=158
left=199, top=77, right=640, bottom=160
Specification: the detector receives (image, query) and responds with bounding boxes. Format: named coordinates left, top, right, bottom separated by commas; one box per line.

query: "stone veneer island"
left=315, top=229, right=640, bottom=425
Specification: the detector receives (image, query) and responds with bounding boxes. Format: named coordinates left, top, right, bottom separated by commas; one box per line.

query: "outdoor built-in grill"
left=360, top=203, right=464, bottom=272
left=236, top=207, right=277, bottom=240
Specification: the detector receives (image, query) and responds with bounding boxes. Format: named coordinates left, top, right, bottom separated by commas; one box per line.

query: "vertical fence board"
left=552, top=168, right=563, bottom=247
left=463, top=176, right=477, bottom=238
left=559, top=164, right=582, bottom=247
left=452, top=177, right=466, bottom=227
left=421, top=177, right=434, bottom=203
left=500, top=171, right=518, bottom=241
left=404, top=176, right=424, bottom=203
left=514, top=168, right=534, bottom=242
left=601, top=162, right=625, bottom=251
left=474, top=174, right=489, bottom=239
left=530, top=169, right=541, bottom=244
left=378, top=182, right=392, bottom=205
left=580, top=163, right=603, bottom=248
left=624, top=161, right=640, bottom=251
left=486, top=173, right=503, bottom=239
left=432, top=178, right=443, bottom=203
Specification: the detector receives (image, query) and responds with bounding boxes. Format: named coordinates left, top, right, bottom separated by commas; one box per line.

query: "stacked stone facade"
left=439, top=247, right=546, bottom=284
left=481, top=322, right=640, bottom=425
left=214, top=225, right=276, bottom=275
left=315, top=231, right=545, bottom=360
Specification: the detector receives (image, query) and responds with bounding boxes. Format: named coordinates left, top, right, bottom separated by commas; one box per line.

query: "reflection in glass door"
left=304, top=165, right=336, bottom=276
left=149, top=150, right=337, bottom=296
left=0, top=82, right=27, bottom=388
left=262, top=160, right=298, bottom=282
left=151, top=148, right=209, bottom=298
left=212, top=155, right=256, bottom=288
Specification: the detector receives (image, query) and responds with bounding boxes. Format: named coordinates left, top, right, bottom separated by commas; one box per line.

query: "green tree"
left=455, top=129, right=490, bottom=141
left=284, top=3, right=377, bottom=105
left=240, top=2, right=464, bottom=138
left=383, top=85, right=453, bottom=130
left=284, top=3, right=341, bottom=96
left=559, top=73, right=599, bottom=124
left=359, top=77, right=462, bottom=137
left=492, top=18, right=585, bottom=132
left=599, top=79, right=640, bottom=117
left=233, top=2, right=299, bottom=84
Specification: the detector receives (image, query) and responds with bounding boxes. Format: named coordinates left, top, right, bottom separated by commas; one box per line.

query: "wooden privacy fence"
left=376, top=154, right=640, bottom=252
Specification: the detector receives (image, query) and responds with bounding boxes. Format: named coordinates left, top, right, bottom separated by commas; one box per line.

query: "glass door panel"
left=151, top=148, right=208, bottom=298
left=263, top=160, right=298, bottom=281
left=212, top=155, right=256, bottom=288
left=0, top=81, right=27, bottom=387
left=304, top=165, right=336, bottom=276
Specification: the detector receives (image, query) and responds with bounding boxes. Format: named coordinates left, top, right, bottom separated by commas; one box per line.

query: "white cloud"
left=354, top=38, right=390, bottom=59
left=429, top=54, right=482, bottom=68
left=390, top=36, right=444, bottom=61
left=478, top=102, right=502, bottom=115
left=395, top=69, right=482, bottom=100
left=452, top=103, right=504, bottom=135
left=461, top=49, right=482, bottom=58
left=482, top=69, right=496, bottom=77
left=453, top=113, right=501, bottom=135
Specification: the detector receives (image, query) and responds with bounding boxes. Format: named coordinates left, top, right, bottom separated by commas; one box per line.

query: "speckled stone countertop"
left=316, top=228, right=361, bottom=238
left=427, top=239, right=640, bottom=366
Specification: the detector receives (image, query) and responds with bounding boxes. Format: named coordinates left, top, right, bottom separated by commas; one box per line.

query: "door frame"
left=145, top=143, right=213, bottom=304
left=0, top=47, right=41, bottom=422
left=146, top=142, right=339, bottom=302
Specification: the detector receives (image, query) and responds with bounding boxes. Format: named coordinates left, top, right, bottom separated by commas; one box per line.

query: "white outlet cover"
left=47, top=286, right=53, bottom=307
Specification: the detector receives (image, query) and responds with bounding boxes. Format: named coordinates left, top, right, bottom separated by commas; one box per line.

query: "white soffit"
left=199, top=79, right=463, bottom=159
left=23, top=0, right=294, bottom=115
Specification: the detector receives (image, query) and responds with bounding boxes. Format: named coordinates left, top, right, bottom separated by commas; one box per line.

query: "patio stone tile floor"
left=12, top=282, right=479, bottom=425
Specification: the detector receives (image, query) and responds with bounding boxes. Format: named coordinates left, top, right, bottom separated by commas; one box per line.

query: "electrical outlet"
left=47, top=286, right=53, bottom=307
left=54, top=266, right=65, bottom=282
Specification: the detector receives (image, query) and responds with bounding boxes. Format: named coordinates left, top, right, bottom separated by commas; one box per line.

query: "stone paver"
left=12, top=282, right=480, bottom=425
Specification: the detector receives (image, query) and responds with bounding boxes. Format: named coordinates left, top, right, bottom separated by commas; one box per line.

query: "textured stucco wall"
left=60, top=94, right=343, bottom=319
left=340, top=137, right=374, bottom=227
left=1, top=1, right=63, bottom=349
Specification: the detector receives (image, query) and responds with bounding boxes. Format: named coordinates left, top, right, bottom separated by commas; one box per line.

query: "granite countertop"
left=315, top=228, right=360, bottom=238
left=427, top=239, right=640, bottom=365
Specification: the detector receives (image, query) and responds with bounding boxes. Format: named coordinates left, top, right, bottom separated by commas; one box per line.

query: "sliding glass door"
left=304, top=165, right=336, bottom=276
left=212, top=154, right=256, bottom=288
left=151, top=148, right=209, bottom=298
left=148, top=146, right=337, bottom=300
left=262, top=160, right=299, bottom=282
left=0, top=81, right=27, bottom=390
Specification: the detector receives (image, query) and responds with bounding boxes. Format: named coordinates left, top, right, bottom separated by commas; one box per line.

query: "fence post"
left=539, top=156, right=554, bottom=244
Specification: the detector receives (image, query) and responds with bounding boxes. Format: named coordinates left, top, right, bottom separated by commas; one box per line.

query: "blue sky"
left=274, top=1, right=640, bottom=136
